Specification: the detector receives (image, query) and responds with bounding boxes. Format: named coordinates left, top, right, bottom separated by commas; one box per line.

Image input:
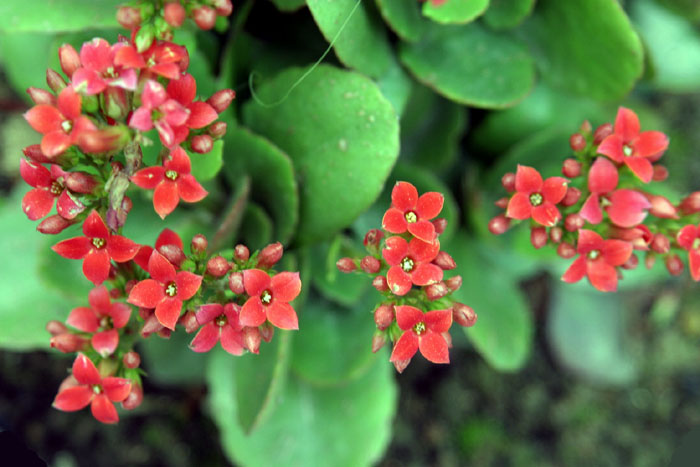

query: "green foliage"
left=309, top=236, right=368, bottom=306
left=483, top=0, right=535, bottom=30
left=375, top=0, right=425, bottom=42
left=0, top=0, right=121, bottom=32
left=269, top=0, right=306, bottom=12
left=190, top=140, right=224, bottom=182
left=422, top=0, right=489, bottom=24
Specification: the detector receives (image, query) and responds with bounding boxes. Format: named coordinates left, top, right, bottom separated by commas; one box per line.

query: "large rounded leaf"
left=400, top=22, right=535, bottom=108
left=243, top=64, right=400, bottom=243
left=422, top=0, right=490, bottom=24
left=0, top=0, right=121, bottom=32
left=483, top=0, right=535, bottom=30
left=376, top=0, right=426, bottom=42
left=309, top=235, right=368, bottom=307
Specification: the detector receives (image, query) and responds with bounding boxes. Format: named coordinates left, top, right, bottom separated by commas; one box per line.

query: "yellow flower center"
left=588, top=250, right=600, bottom=260
left=92, top=238, right=106, bottom=249
left=400, top=257, right=415, bottom=273
left=413, top=322, right=426, bottom=335
left=529, top=192, right=543, bottom=206
left=404, top=211, right=418, bottom=223
left=165, top=282, right=178, bottom=297
left=165, top=170, right=178, bottom=181
left=261, top=290, right=272, bottom=305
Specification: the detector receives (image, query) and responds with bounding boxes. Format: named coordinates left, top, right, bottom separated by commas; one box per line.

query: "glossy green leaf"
left=140, top=331, right=207, bottom=385
left=306, top=0, right=393, bottom=77
left=239, top=203, right=274, bottom=251
left=422, top=0, right=489, bottom=24
left=190, top=140, right=224, bottom=182
left=243, top=64, right=400, bottom=243
left=375, top=0, right=425, bottom=42
left=223, top=127, right=299, bottom=244
left=0, top=0, right=121, bottom=32
left=483, top=0, right=535, bottom=30
left=375, top=57, right=414, bottom=116
left=448, top=232, right=534, bottom=371
left=38, top=230, right=92, bottom=302
left=310, top=235, right=368, bottom=307
left=400, top=22, right=535, bottom=108
left=519, top=0, right=644, bottom=101
left=270, top=0, right=306, bottom=12
left=208, top=350, right=397, bottom=466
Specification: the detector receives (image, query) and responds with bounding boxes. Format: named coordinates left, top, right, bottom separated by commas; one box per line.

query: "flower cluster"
left=118, top=0, right=233, bottom=33
left=337, top=182, right=476, bottom=373
left=490, top=107, right=700, bottom=291
left=19, top=1, right=302, bottom=425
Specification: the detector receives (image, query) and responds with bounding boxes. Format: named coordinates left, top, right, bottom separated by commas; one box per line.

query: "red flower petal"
left=52, top=236, right=92, bottom=259
left=187, top=101, right=218, bottom=129
left=270, top=271, right=301, bottom=303
left=424, top=309, right=452, bottom=333
left=416, top=192, right=444, bottom=220
left=514, top=165, right=542, bottom=193
left=579, top=194, right=603, bottom=225
left=408, top=237, right=440, bottom=263
left=101, top=377, right=132, bottom=402
left=148, top=251, right=177, bottom=284
left=606, top=189, right=650, bottom=228
left=20, top=159, right=51, bottom=188
left=391, top=181, right=418, bottom=211
left=531, top=203, right=561, bottom=227
left=240, top=297, right=266, bottom=327
left=22, top=188, right=54, bottom=220
left=157, top=122, right=176, bottom=147
left=110, top=303, right=131, bottom=329
left=57, top=86, right=82, bottom=120
left=156, top=228, right=183, bottom=250
left=382, top=236, right=409, bottom=266
left=127, top=279, right=165, bottom=308
left=175, top=271, right=202, bottom=300
left=106, top=235, right=139, bottom=262
left=79, top=38, right=112, bottom=73
left=155, top=297, right=182, bottom=330
left=82, top=210, right=109, bottom=238
left=142, top=80, right=167, bottom=108
left=150, top=63, right=181, bottom=79
left=597, top=134, right=625, bottom=163
left=177, top=175, right=208, bottom=203
left=577, top=229, right=604, bottom=254
left=92, top=329, right=119, bottom=356
left=41, top=131, right=72, bottom=158
left=53, top=386, right=93, bottom=412
left=91, top=394, right=119, bottom=424
left=114, top=45, right=145, bottom=69
left=418, top=331, right=449, bottom=364
left=72, top=68, right=107, bottom=95
left=133, top=245, right=154, bottom=271
left=588, top=157, right=618, bottom=194
left=67, top=306, right=99, bottom=332
left=83, top=249, right=111, bottom=285
left=506, top=192, right=532, bottom=220
left=243, top=269, right=271, bottom=296
left=677, top=225, right=699, bottom=250
left=561, top=256, right=586, bottom=284
left=223, top=303, right=241, bottom=326
left=131, top=166, right=165, bottom=189
left=266, top=301, right=299, bottom=330
left=190, top=323, right=220, bottom=353
left=220, top=325, right=245, bottom=355
left=690, top=249, right=700, bottom=281
left=24, top=105, right=63, bottom=134
left=624, top=157, right=653, bottom=183
left=167, top=73, right=196, bottom=105
left=165, top=146, right=191, bottom=173
left=542, top=177, right=568, bottom=204
left=73, top=353, right=101, bottom=385
left=196, top=304, right=224, bottom=325
left=634, top=131, right=668, bottom=159
left=56, top=190, right=85, bottom=220
left=407, top=220, right=436, bottom=243
left=395, top=305, right=423, bottom=331
left=586, top=260, right=618, bottom=292
left=153, top=181, right=180, bottom=218
left=382, top=207, right=408, bottom=234
left=128, top=107, right=154, bottom=131
left=614, top=107, right=640, bottom=142
left=387, top=266, right=413, bottom=296
left=601, top=240, right=632, bottom=267
left=390, top=332, right=419, bottom=362
left=411, top=263, right=443, bottom=286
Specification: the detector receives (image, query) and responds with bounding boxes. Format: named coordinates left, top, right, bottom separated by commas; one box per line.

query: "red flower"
left=381, top=236, right=442, bottom=296
left=677, top=224, right=700, bottom=281
left=52, top=210, right=139, bottom=284
left=53, top=354, right=131, bottom=424
left=114, top=39, right=188, bottom=81
left=239, top=269, right=301, bottom=330
left=133, top=228, right=184, bottom=270
left=597, top=107, right=669, bottom=183
left=561, top=229, right=633, bottom=292
left=71, top=38, right=138, bottom=95
left=389, top=305, right=452, bottom=364
left=128, top=79, right=190, bottom=147
left=126, top=251, right=202, bottom=330
left=382, top=181, right=444, bottom=243
left=506, top=165, right=568, bottom=227
left=66, top=285, right=131, bottom=356
left=130, top=146, right=208, bottom=219
left=20, top=159, right=84, bottom=220
left=167, top=73, right=219, bottom=131
left=190, top=303, right=245, bottom=355
left=24, top=86, right=97, bottom=158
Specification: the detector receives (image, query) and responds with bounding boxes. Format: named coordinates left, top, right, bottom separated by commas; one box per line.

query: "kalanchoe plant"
left=489, top=107, right=700, bottom=292
left=337, top=181, right=477, bottom=373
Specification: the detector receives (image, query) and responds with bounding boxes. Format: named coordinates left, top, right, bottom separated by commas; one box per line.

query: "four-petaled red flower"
left=390, top=305, right=452, bottom=365
left=66, top=285, right=132, bottom=357
left=53, top=354, right=131, bottom=424
left=506, top=165, right=568, bottom=227
left=52, top=210, right=139, bottom=284
left=114, top=39, right=188, bottom=81
left=20, top=159, right=84, bottom=220
left=71, top=38, right=138, bottom=95
left=677, top=224, right=700, bottom=281
left=24, top=86, right=97, bottom=158
left=240, top=269, right=301, bottom=330
left=597, top=107, right=669, bottom=183
left=382, top=181, right=444, bottom=243
left=131, top=146, right=208, bottom=219
left=127, top=250, right=202, bottom=330
left=190, top=303, right=245, bottom=355
left=562, top=229, right=633, bottom=292
left=382, top=236, right=442, bottom=296
left=128, top=79, right=190, bottom=147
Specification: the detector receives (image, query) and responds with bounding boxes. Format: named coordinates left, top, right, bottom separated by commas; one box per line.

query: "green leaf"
left=38, top=230, right=92, bottom=302
left=518, top=0, right=644, bottom=101
left=190, top=140, right=224, bottom=182
left=223, top=127, right=299, bottom=244
left=375, top=0, right=425, bottom=42
left=0, top=0, right=121, bottom=32
left=243, top=64, right=400, bottom=243
left=239, top=202, right=274, bottom=251
left=448, top=232, right=534, bottom=371
left=422, top=0, right=490, bottom=24
left=270, top=0, right=306, bottom=12
left=399, top=22, right=535, bottom=108
left=306, top=0, right=393, bottom=78
left=139, top=331, right=207, bottom=385
left=208, top=350, right=397, bottom=466
left=375, top=57, right=414, bottom=116
left=483, top=0, right=535, bottom=30
left=310, top=236, right=369, bottom=307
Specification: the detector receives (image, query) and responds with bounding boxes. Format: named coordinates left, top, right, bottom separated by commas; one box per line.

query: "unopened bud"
left=565, top=213, right=584, bottom=232
left=494, top=197, right=509, bottom=209
left=561, top=187, right=582, bottom=207
left=78, top=126, right=130, bottom=154
left=364, top=229, right=384, bottom=252
left=621, top=253, right=639, bottom=270
left=651, top=233, right=670, bottom=254
left=336, top=257, right=356, bottom=273
left=157, top=328, right=172, bottom=339
left=432, top=217, right=448, bottom=235
left=134, top=23, right=155, bottom=52
left=260, top=322, right=274, bottom=343
left=207, top=256, right=230, bottom=277
left=569, top=134, right=586, bottom=152
left=550, top=226, right=563, bottom=243
left=207, top=89, right=236, bottom=113
left=117, top=6, right=142, bottom=29
left=488, top=214, right=510, bottom=235
left=26, top=87, right=54, bottom=105
left=453, top=303, right=477, bottom=327
left=50, top=333, right=87, bottom=353
left=242, top=327, right=262, bottom=354
left=647, top=193, right=678, bottom=219
left=445, top=275, right=462, bottom=292
left=37, top=215, right=74, bottom=234
left=360, top=256, right=381, bottom=274
left=208, top=121, right=228, bottom=138
left=501, top=172, right=516, bottom=192
left=432, top=251, right=456, bottom=270
left=191, top=134, right=213, bottom=154
left=372, top=275, right=388, bottom=292
left=257, top=242, right=283, bottom=268
left=228, top=272, right=245, bottom=294
left=103, top=86, right=129, bottom=120
left=193, top=6, right=217, bottom=30
left=530, top=226, right=548, bottom=249
left=46, top=68, right=66, bottom=93
left=164, top=2, right=186, bottom=27
left=191, top=234, right=208, bottom=255
left=645, top=252, right=656, bottom=269
left=393, top=359, right=411, bottom=373
left=374, top=305, right=394, bottom=330
left=23, top=144, right=52, bottom=163
left=557, top=241, right=576, bottom=259
left=65, top=172, right=98, bottom=194
left=680, top=192, right=700, bottom=215
left=580, top=120, right=592, bottom=134
left=122, top=384, right=143, bottom=410
left=46, top=320, right=68, bottom=336
left=666, top=254, right=684, bottom=276
left=179, top=310, right=199, bottom=333
left=562, top=158, right=582, bottom=178
left=371, top=331, right=387, bottom=353
left=593, top=123, right=613, bottom=144
left=212, top=0, right=234, bottom=16
left=58, top=44, right=80, bottom=78
left=123, top=351, right=141, bottom=369
left=234, top=244, right=250, bottom=262
left=652, top=165, right=669, bottom=182
left=141, top=314, right=164, bottom=338
left=158, top=244, right=186, bottom=267
left=425, top=282, right=449, bottom=301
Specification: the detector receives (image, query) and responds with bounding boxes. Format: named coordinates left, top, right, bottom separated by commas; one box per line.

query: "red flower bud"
left=564, top=213, right=584, bottom=232
left=609, top=225, right=653, bottom=249
left=23, top=144, right=52, bottom=163
left=260, top=322, right=274, bottom=343
left=228, top=271, right=245, bottom=294
left=560, top=187, right=582, bottom=207
left=123, top=351, right=141, bottom=369
left=393, top=359, right=411, bottom=374
left=50, top=333, right=88, bottom=353
left=336, top=257, right=357, bottom=273
left=646, top=193, right=678, bottom=219
left=26, top=87, right=54, bottom=105
left=125, top=280, right=139, bottom=297
left=58, top=44, right=81, bottom=78
left=117, top=6, right=141, bottom=29
left=569, top=134, right=586, bottom=152
left=621, top=253, right=639, bottom=270
left=432, top=217, right=448, bottom=235
left=488, top=214, right=510, bottom=235
left=78, top=126, right=130, bottom=154
left=122, top=384, right=143, bottom=410
left=257, top=242, right=283, bottom=268
left=651, top=233, right=670, bottom=254
left=164, top=2, right=186, bottom=27
left=680, top=192, right=700, bottom=215
left=445, top=275, right=462, bottom=292
left=430, top=251, right=455, bottom=270
left=501, top=172, right=516, bottom=192
left=494, top=197, right=509, bottom=209
left=46, top=68, right=66, bottom=93
left=65, top=172, right=98, bottom=194
left=193, top=6, right=217, bottom=30
left=645, top=252, right=656, bottom=269
left=360, top=256, right=381, bottom=274
left=122, top=196, right=133, bottom=213
left=179, top=310, right=199, bottom=333
left=594, top=123, right=613, bottom=144
left=207, top=89, right=236, bottom=114
left=549, top=226, right=563, bottom=244
left=191, top=234, right=208, bottom=255
left=665, top=254, right=684, bottom=276
left=234, top=244, right=250, bottom=262
left=557, top=241, right=576, bottom=259
left=580, top=120, right=592, bottom=134
left=157, top=328, right=172, bottom=339
left=141, top=314, right=164, bottom=338
left=208, top=121, right=228, bottom=138
left=212, top=0, right=234, bottom=16
left=652, top=165, right=669, bottom=182
left=530, top=226, right=548, bottom=249
left=562, top=158, right=582, bottom=178
left=103, top=86, right=130, bottom=120
left=157, top=244, right=186, bottom=268
left=46, top=320, right=68, bottom=336
left=374, top=305, right=394, bottom=330
left=453, top=303, right=477, bottom=327
left=371, top=331, right=387, bottom=353
left=191, top=134, right=213, bottom=154
left=207, top=256, right=231, bottom=277
left=243, top=327, right=262, bottom=354
left=364, top=229, right=384, bottom=249
left=425, top=281, right=448, bottom=301
left=37, top=215, right=74, bottom=234
left=372, top=275, right=388, bottom=292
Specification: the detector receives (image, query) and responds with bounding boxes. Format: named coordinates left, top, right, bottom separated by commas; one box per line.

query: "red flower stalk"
left=190, top=303, right=245, bottom=355
left=66, top=285, right=132, bottom=357
left=389, top=305, right=452, bottom=366
left=52, top=354, right=131, bottom=424
left=20, top=159, right=85, bottom=220
left=52, top=210, right=139, bottom=284
left=561, top=229, right=633, bottom=292
left=24, top=86, right=97, bottom=158
left=506, top=165, right=568, bottom=227
left=128, top=79, right=190, bottom=147
left=597, top=107, right=669, bottom=183
left=382, top=181, right=444, bottom=242
left=381, top=236, right=442, bottom=296
left=127, top=251, right=202, bottom=330
left=677, top=224, right=700, bottom=281
left=240, top=269, right=301, bottom=330
left=131, top=146, right=207, bottom=219
left=71, top=38, right=138, bottom=95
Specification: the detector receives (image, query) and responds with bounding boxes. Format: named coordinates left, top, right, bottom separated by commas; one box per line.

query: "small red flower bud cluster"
left=337, top=181, right=476, bottom=373
left=118, top=0, right=233, bottom=35
left=490, top=107, right=700, bottom=291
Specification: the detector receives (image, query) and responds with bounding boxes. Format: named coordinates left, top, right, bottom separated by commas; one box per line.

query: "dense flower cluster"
left=19, top=0, right=302, bottom=425
left=490, top=107, right=700, bottom=291
left=337, top=182, right=476, bottom=373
